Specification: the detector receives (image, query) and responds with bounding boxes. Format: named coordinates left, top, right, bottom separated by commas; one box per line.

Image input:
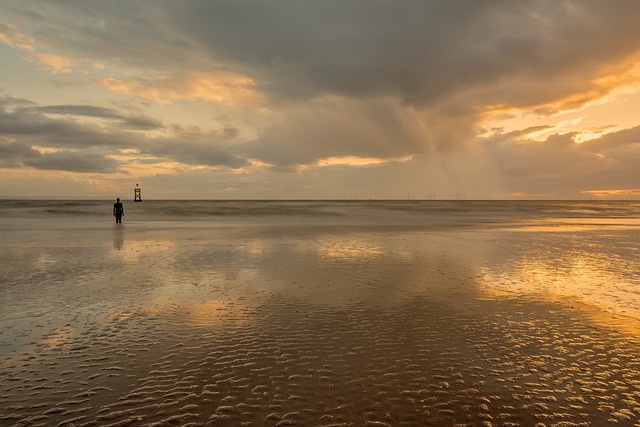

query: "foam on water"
left=2, top=199, right=639, bottom=225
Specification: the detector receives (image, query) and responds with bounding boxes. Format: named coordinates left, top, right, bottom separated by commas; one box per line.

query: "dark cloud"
left=153, top=0, right=640, bottom=109
left=0, top=138, right=40, bottom=167
left=241, top=99, right=420, bottom=166
left=0, top=138, right=40, bottom=158
left=23, top=150, right=120, bottom=173
left=5, top=2, right=640, bottom=141
left=36, top=105, right=163, bottom=130
left=3, top=1, right=640, bottom=197
left=5, top=1, right=640, bottom=109
left=143, top=137, right=249, bottom=169
left=241, top=97, right=477, bottom=167
left=484, top=128, right=640, bottom=196
left=0, top=96, right=154, bottom=148
left=0, top=138, right=119, bottom=173
left=0, top=96, right=250, bottom=171
left=584, top=125, right=640, bottom=151
left=0, top=0, right=191, bottom=71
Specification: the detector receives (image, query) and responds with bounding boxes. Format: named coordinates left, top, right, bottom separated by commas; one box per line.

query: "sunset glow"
left=2, top=1, right=640, bottom=199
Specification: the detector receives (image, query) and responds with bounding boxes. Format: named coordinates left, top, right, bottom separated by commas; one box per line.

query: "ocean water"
left=1, top=198, right=639, bottom=230
left=2, top=199, right=639, bottom=323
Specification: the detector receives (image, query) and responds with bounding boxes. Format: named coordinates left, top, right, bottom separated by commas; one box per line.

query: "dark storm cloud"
left=484, top=128, right=640, bottom=196
left=156, top=0, right=640, bottom=109
left=3, top=0, right=640, bottom=196
left=147, top=0, right=640, bottom=168
left=142, top=138, right=250, bottom=169
left=0, top=139, right=40, bottom=167
left=0, top=95, right=250, bottom=171
left=0, top=96, right=160, bottom=148
left=240, top=98, right=437, bottom=167
left=0, top=0, right=191, bottom=71
left=36, top=105, right=162, bottom=130
left=23, top=150, right=120, bottom=173
left=6, top=0, right=640, bottom=108
left=0, top=138, right=118, bottom=173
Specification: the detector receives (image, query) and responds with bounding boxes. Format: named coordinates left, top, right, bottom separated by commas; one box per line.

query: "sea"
left=1, top=199, right=640, bottom=345
left=1, top=198, right=639, bottom=232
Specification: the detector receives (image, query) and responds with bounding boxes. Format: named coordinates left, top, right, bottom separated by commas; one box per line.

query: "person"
left=113, top=198, right=124, bottom=223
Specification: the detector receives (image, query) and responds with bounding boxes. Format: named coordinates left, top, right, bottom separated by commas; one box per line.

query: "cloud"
left=6, top=1, right=640, bottom=109
left=36, top=104, right=163, bottom=130
left=0, top=21, right=75, bottom=74
left=240, top=95, right=481, bottom=169
left=483, top=126, right=640, bottom=197
left=141, top=149, right=503, bottom=200
left=0, top=138, right=119, bottom=173
left=0, top=138, right=40, bottom=167
left=79, top=0, right=640, bottom=178
left=23, top=150, right=120, bottom=173
left=33, top=52, right=74, bottom=74
left=583, top=189, right=640, bottom=199
left=0, top=96, right=154, bottom=149
left=143, top=137, right=249, bottom=169
left=3, top=1, right=640, bottom=197
left=149, top=0, right=640, bottom=110
left=0, top=95, right=250, bottom=172
left=584, top=125, right=640, bottom=151
left=96, top=72, right=262, bottom=107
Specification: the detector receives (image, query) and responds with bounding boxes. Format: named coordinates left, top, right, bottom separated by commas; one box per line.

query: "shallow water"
left=1, top=200, right=640, bottom=425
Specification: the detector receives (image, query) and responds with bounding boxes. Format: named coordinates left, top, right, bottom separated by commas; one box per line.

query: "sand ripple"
left=2, top=295, right=640, bottom=426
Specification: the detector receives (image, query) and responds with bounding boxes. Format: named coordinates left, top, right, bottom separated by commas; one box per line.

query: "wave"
left=1, top=200, right=639, bottom=230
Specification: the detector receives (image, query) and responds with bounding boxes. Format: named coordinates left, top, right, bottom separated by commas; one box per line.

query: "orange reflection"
left=144, top=297, right=251, bottom=328
left=109, top=239, right=177, bottom=262
left=501, top=217, right=640, bottom=233
left=39, top=328, right=73, bottom=349
left=315, top=238, right=383, bottom=261
left=33, top=254, right=56, bottom=269
left=477, top=247, right=640, bottom=335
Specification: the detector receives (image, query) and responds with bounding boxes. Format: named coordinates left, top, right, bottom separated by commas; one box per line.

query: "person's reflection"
left=113, top=225, right=124, bottom=250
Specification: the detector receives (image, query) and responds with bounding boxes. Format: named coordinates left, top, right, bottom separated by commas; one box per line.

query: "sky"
left=1, top=0, right=640, bottom=200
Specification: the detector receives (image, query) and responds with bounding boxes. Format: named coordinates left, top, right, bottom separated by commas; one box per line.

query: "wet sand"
left=2, top=220, right=640, bottom=426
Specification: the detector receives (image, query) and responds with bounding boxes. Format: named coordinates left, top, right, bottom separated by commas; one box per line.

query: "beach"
left=1, top=200, right=640, bottom=426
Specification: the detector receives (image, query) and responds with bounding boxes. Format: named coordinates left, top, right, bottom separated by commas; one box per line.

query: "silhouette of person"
left=113, top=198, right=124, bottom=223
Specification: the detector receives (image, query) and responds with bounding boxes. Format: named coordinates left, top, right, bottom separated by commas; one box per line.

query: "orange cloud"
left=538, top=56, right=640, bottom=115
left=481, top=54, right=640, bottom=124
left=0, top=24, right=75, bottom=74
left=34, top=53, right=74, bottom=74
left=316, top=155, right=413, bottom=167
left=582, top=189, right=640, bottom=199
left=96, top=72, right=263, bottom=106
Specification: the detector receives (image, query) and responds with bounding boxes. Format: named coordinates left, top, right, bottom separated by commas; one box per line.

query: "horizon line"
left=0, top=197, right=637, bottom=202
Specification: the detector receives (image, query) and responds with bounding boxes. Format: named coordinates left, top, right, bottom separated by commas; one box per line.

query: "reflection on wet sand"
left=2, top=224, right=640, bottom=426
left=520, top=216, right=640, bottom=231
left=113, top=225, right=124, bottom=250
left=477, top=229, right=640, bottom=326
left=315, top=237, right=384, bottom=260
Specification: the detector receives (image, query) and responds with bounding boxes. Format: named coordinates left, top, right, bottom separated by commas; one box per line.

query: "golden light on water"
left=315, top=238, right=383, bottom=261
left=477, top=232, right=640, bottom=332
